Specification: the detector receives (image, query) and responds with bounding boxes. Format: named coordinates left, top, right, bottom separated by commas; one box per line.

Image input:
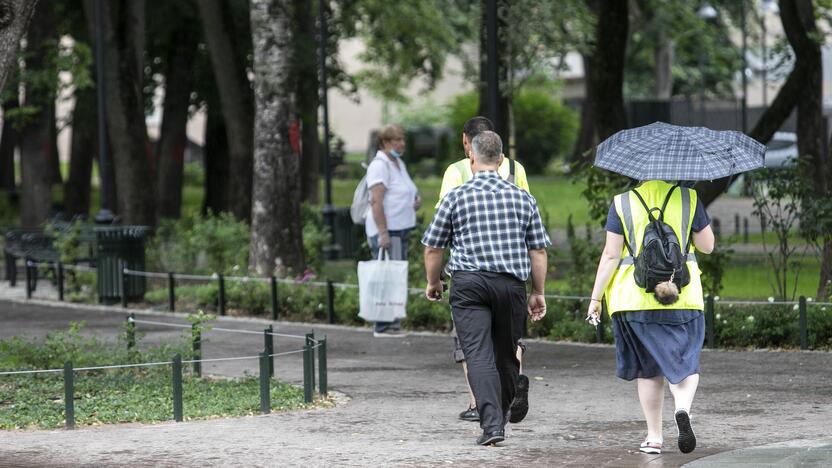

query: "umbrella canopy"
left=594, top=121, right=766, bottom=181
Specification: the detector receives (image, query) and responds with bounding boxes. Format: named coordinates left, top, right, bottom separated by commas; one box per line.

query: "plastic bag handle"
left=377, top=248, right=390, bottom=261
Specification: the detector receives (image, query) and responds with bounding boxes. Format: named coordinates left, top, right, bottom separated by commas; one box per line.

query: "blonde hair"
left=377, top=124, right=405, bottom=148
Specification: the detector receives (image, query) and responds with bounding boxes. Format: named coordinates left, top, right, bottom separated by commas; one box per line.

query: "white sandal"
left=639, top=440, right=662, bottom=454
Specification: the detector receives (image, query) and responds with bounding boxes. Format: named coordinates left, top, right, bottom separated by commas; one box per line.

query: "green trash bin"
left=96, top=226, right=148, bottom=303
left=332, top=208, right=365, bottom=260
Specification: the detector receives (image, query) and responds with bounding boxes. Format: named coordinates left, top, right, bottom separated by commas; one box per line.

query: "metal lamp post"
left=318, top=0, right=339, bottom=260
left=93, top=0, right=115, bottom=224
left=760, top=0, right=780, bottom=108
left=697, top=2, right=718, bottom=127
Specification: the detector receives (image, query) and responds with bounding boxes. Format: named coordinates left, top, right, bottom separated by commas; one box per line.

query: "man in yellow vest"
left=436, top=116, right=532, bottom=425
left=586, top=180, right=715, bottom=455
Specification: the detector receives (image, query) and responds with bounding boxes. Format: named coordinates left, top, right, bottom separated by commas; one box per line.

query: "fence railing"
left=0, top=314, right=328, bottom=429
left=14, top=260, right=832, bottom=350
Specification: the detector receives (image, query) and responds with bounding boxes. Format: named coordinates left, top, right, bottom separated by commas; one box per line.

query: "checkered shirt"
left=422, top=171, right=551, bottom=281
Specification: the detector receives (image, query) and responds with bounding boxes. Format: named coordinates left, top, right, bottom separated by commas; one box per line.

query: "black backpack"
left=624, top=185, right=691, bottom=293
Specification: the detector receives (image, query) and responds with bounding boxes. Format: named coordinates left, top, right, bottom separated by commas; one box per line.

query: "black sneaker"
left=675, top=409, right=697, bottom=454
left=476, top=429, right=505, bottom=446
left=509, top=374, right=529, bottom=423
left=459, top=405, right=480, bottom=422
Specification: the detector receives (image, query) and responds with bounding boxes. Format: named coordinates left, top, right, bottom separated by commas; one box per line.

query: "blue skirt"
left=612, top=310, right=704, bottom=385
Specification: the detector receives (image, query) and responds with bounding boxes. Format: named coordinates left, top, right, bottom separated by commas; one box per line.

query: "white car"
left=764, top=131, right=796, bottom=169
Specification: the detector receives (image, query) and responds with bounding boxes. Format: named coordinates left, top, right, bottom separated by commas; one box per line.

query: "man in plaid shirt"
left=422, top=131, right=550, bottom=446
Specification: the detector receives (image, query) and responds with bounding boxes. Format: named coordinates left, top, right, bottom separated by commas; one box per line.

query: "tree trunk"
left=156, top=25, right=197, bottom=220
left=0, top=0, right=39, bottom=94
left=64, top=85, right=96, bottom=218
left=655, top=35, right=673, bottom=100
left=203, top=95, right=230, bottom=215
left=780, top=0, right=830, bottom=299
left=569, top=53, right=595, bottom=165
left=696, top=63, right=805, bottom=206
left=248, top=0, right=305, bottom=276
left=588, top=0, right=628, bottom=142
left=101, top=0, right=155, bottom=226
left=19, top=2, right=56, bottom=227
left=0, top=99, right=18, bottom=192
left=293, top=0, right=320, bottom=204
left=197, top=0, right=254, bottom=222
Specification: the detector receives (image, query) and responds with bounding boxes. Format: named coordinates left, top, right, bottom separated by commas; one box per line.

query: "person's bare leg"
left=668, top=373, right=699, bottom=414
left=462, top=361, right=476, bottom=408
left=637, top=376, right=665, bottom=443
left=516, top=345, right=523, bottom=375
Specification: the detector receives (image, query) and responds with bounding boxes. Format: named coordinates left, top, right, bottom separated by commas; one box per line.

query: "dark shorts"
left=612, top=309, right=705, bottom=384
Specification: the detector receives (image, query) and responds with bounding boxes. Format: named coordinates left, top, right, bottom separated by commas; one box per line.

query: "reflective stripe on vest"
left=605, top=181, right=704, bottom=314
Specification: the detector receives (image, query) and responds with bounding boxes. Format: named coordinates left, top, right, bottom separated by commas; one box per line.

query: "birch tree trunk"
left=248, top=0, right=305, bottom=276
left=0, top=0, right=38, bottom=94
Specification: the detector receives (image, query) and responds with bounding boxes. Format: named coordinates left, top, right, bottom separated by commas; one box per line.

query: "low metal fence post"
left=264, top=326, right=274, bottom=378
left=734, top=213, right=740, bottom=236
left=318, top=337, right=327, bottom=396
left=327, top=280, right=335, bottom=324
left=259, top=351, right=270, bottom=414
left=64, top=361, right=74, bottom=430
left=126, top=313, right=136, bottom=352
left=306, top=333, right=316, bottom=390
left=192, top=324, right=201, bottom=377
left=713, top=218, right=722, bottom=238
left=799, top=296, right=807, bottom=350
left=270, top=276, right=278, bottom=321
left=172, top=354, right=183, bottom=422
left=168, top=272, right=176, bottom=312
left=303, top=343, right=313, bottom=403
left=217, top=274, right=226, bottom=316
left=6, top=252, right=17, bottom=287
left=24, top=259, right=32, bottom=299
left=743, top=218, right=749, bottom=243
left=706, top=296, right=715, bottom=349
left=121, top=269, right=129, bottom=308
left=57, top=262, right=64, bottom=301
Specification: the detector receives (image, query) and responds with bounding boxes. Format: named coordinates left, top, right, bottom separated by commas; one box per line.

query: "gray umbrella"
left=594, top=121, right=766, bottom=180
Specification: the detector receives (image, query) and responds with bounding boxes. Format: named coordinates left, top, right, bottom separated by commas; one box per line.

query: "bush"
left=149, top=211, right=250, bottom=275
left=446, top=84, right=578, bottom=175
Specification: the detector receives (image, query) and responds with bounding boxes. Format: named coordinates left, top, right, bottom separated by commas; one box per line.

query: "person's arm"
left=424, top=247, right=444, bottom=301
left=527, top=248, right=548, bottom=321
left=422, top=193, right=455, bottom=300
left=586, top=232, right=624, bottom=323
left=693, top=225, right=715, bottom=254
left=369, top=184, right=390, bottom=249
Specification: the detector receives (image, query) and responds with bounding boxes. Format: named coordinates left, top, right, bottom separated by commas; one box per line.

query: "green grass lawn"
left=325, top=174, right=589, bottom=229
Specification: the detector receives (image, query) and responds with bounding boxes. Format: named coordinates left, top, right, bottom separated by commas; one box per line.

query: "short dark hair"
left=463, top=116, right=494, bottom=140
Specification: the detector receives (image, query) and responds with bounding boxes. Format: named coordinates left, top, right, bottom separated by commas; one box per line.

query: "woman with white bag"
left=363, top=124, right=421, bottom=337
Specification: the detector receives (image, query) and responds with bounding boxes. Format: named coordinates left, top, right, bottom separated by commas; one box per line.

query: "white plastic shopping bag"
left=357, top=250, right=408, bottom=322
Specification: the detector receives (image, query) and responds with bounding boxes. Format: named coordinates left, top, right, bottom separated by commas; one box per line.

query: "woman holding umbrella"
left=585, top=122, right=765, bottom=455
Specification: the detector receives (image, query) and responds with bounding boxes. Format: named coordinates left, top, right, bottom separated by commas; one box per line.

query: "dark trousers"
left=450, top=271, right=525, bottom=432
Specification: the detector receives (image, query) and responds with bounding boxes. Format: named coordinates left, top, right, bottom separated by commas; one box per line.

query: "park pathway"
left=1, top=298, right=832, bottom=467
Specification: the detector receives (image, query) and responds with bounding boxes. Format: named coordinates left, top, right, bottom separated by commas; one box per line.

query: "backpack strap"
left=680, top=187, right=694, bottom=255
left=658, top=185, right=679, bottom=222
left=630, top=188, right=660, bottom=222
left=508, top=157, right=516, bottom=183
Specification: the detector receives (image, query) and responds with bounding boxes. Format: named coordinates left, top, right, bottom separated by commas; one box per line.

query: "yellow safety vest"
left=436, top=157, right=530, bottom=207
left=604, top=180, right=704, bottom=315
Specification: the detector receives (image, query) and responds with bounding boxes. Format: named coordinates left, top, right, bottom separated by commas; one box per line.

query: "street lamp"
left=697, top=2, right=718, bottom=126
left=760, top=0, right=780, bottom=107
left=318, top=0, right=340, bottom=260
left=93, top=0, right=115, bottom=224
